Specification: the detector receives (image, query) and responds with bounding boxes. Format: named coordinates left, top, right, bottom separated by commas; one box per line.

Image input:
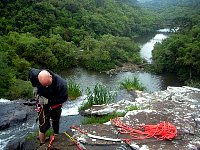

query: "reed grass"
left=68, top=79, right=82, bottom=100
left=120, top=77, right=146, bottom=91
left=79, top=83, right=115, bottom=111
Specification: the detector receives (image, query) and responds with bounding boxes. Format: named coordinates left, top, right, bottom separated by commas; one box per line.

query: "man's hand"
left=38, top=96, right=48, bottom=105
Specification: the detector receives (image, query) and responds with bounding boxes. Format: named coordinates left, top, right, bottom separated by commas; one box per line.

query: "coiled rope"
left=111, top=118, right=177, bottom=144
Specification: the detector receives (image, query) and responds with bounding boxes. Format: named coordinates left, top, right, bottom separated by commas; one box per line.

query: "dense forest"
left=0, top=0, right=200, bottom=99
left=143, top=0, right=200, bottom=87
left=0, top=0, right=158, bottom=99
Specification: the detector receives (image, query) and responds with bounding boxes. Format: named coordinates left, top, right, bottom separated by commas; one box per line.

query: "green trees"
left=0, top=52, right=16, bottom=97
left=142, top=0, right=200, bottom=86
left=152, top=25, right=200, bottom=84
left=0, top=0, right=185, bottom=99
left=80, top=35, right=141, bottom=71
left=0, top=0, right=157, bottom=39
left=0, top=32, right=79, bottom=99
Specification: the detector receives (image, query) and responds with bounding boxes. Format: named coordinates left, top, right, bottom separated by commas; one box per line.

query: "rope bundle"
left=111, top=118, right=177, bottom=143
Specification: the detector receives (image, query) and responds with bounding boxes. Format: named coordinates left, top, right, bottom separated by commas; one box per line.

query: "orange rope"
left=47, top=135, right=55, bottom=149
left=111, top=118, right=177, bottom=143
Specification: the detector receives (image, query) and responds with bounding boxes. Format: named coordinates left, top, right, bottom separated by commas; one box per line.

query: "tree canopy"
left=0, top=0, right=157, bottom=99
left=148, top=0, right=200, bottom=86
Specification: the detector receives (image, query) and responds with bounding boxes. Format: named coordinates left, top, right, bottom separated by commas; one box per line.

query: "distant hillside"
left=0, top=0, right=158, bottom=40
left=140, top=0, right=200, bottom=14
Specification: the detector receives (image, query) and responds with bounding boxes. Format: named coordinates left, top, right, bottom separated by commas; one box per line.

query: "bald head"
left=38, top=70, right=52, bottom=87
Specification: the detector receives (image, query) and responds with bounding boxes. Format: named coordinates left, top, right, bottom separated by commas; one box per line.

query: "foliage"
left=0, top=51, right=16, bottom=98
left=1, top=0, right=200, bottom=98
left=0, top=0, right=158, bottom=98
left=185, top=80, right=200, bottom=89
left=145, top=0, right=200, bottom=84
left=67, top=79, right=82, bottom=100
left=81, top=112, right=125, bottom=125
left=79, top=84, right=116, bottom=111
left=152, top=25, right=200, bottom=83
left=120, top=77, right=146, bottom=91
left=6, top=80, right=33, bottom=100
left=79, top=34, right=142, bottom=71
left=45, top=129, right=54, bottom=137
left=0, top=0, right=157, bottom=39
left=141, top=0, right=200, bottom=30
left=125, top=104, right=144, bottom=112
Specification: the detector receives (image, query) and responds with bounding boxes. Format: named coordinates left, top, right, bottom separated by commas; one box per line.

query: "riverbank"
left=105, top=63, right=147, bottom=75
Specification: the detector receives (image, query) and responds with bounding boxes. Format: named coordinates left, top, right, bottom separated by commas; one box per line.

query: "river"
left=0, top=29, right=183, bottom=150
left=60, top=29, right=181, bottom=94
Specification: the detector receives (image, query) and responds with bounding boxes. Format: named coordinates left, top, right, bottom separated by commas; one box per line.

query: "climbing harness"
left=35, top=101, right=41, bottom=112
left=38, top=106, right=46, bottom=126
left=51, top=104, right=62, bottom=109
left=111, top=118, right=177, bottom=144
left=37, top=103, right=62, bottom=126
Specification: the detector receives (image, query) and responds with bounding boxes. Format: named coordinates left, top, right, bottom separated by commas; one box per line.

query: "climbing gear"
left=111, top=118, right=177, bottom=144
left=38, top=96, right=48, bottom=105
left=70, top=125, right=138, bottom=150
left=51, top=104, right=62, bottom=109
left=47, top=135, right=55, bottom=149
left=64, top=131, right=85, bottom=150
left=71, top=125, right=122, bottom=142
left=35, top=101, right=42, bottom=112
left=38, top=106, right=46, bottom=126
left=70, top=119, right=177, bottom=148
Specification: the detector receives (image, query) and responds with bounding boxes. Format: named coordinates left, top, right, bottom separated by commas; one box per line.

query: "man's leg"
left=39, top=131, right=46, bottom=145
left=38, top=105, right=51, bottom=144
left=51, top=106, right=62, bottom=135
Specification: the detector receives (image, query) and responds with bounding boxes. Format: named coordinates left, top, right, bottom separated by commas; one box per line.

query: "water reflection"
left=139, top=33, right=168, bottom=63
left=61, top=67, right=182, bottom=94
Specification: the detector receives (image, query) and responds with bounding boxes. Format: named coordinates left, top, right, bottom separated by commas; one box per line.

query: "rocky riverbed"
left=1, top=86, right=200, bottom=150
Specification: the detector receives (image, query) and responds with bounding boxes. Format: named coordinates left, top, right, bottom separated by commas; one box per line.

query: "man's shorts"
left=38, top=104, right=62, bottom=133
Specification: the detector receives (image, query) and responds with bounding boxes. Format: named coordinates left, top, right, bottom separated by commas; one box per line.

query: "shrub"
left=79, top=83, right=116, bottom=111
left=120, top=77, right=146, bottom=91
left=6, top=79, right=33, bottom=100
left=67, top=79, right=82, bottom=100
left=81, top=112, right=125, bottom=125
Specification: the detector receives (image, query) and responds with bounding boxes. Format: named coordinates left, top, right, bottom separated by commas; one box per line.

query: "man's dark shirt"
left=29, top=68, right=68, bottom=106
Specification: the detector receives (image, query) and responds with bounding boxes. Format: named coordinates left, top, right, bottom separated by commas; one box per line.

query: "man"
left=29, top=68, right=68, bottom=145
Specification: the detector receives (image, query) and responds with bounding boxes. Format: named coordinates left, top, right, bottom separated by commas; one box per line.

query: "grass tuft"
left=120, top=77, right=146, bottom=91
left=81, top=112, right=125, bottom=125
left=68, top=79, right=82, bottom=100
left=79, top=83, right=116, bottom=111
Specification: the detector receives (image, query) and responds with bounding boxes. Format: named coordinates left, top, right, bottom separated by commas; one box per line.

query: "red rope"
left=48, top=135, right=55, bottom=149
left=111, top=118, right=177, bottom=143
